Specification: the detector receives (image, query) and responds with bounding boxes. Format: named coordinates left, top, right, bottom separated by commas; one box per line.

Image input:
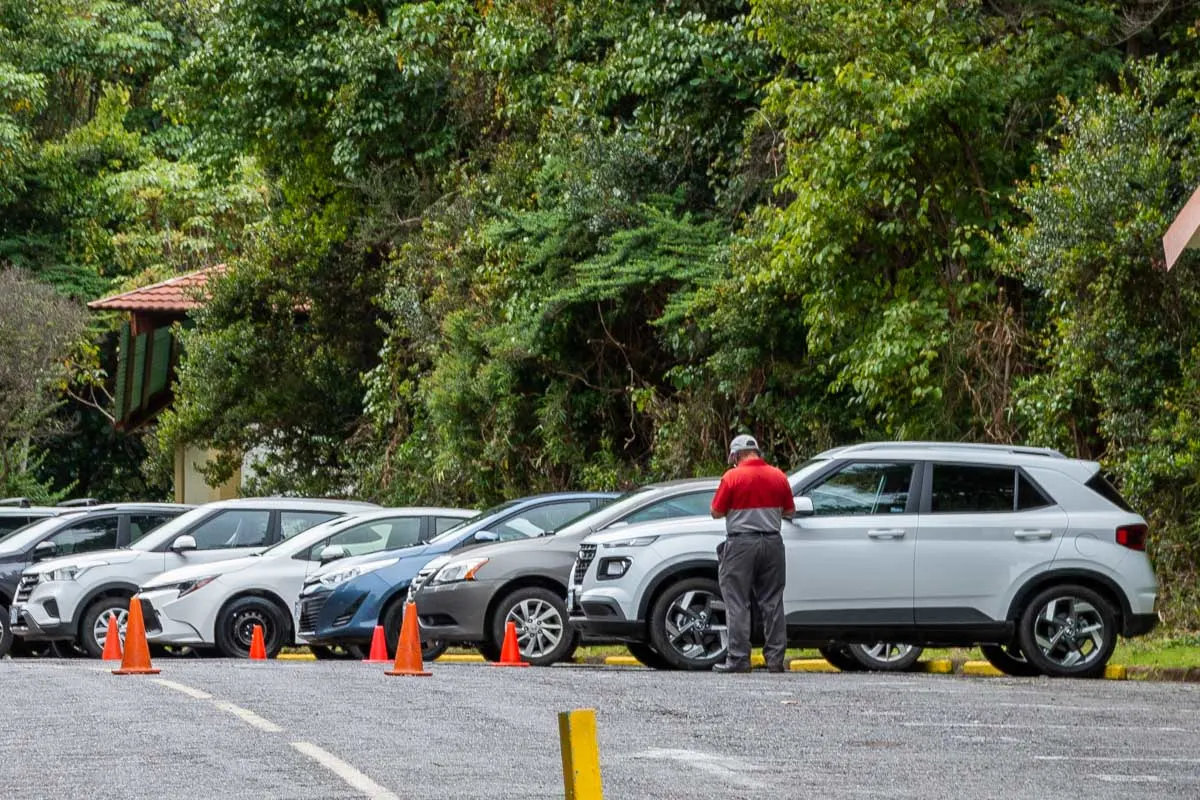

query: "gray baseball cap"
left=727, top=434, right=760, bottom=464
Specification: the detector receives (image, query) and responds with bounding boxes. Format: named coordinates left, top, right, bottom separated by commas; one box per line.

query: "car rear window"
left=1085, top=474, right=1134, bottom=512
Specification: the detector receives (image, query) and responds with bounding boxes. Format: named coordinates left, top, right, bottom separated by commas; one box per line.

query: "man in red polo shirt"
left=710, top=434, right=794, bottom=673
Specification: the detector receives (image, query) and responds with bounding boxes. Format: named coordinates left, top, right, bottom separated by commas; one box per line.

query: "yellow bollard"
left=558, top=708, right=604, bottom=800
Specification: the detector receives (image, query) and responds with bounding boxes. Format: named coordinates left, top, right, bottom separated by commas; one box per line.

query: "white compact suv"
left=570, top=442, right=1158, bottom=678
left=136, top=507, right=474, bottom=658
left=11, top=497, right=377, bottom=657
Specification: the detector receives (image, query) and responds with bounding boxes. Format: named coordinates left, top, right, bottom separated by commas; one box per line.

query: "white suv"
left=570, top=442, right=1158, bottom=678
left=11, top=497, right=376, bottom=657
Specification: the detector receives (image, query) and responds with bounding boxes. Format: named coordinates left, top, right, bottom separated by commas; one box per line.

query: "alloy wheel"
left=663, top=589, right=726, bottom=661
left=505, top=598, right=564, bottom=659
left=858, top=642, right=915, bottom=663
left=93, top=608, right=128, bottom=651
left=1030, top=595, right=1106, bottom=669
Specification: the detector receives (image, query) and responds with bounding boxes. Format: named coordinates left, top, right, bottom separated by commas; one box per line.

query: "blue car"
left=296, top=492, right=616, bottom=659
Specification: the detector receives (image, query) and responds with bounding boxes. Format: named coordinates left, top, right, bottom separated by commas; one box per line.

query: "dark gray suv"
left=412, top=479, right=719, bottom=665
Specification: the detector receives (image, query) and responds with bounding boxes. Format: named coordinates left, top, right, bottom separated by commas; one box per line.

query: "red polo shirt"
left=711, top=456, right=794, bottom=534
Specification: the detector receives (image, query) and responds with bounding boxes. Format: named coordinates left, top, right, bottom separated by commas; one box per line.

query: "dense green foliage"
left=8, top=0, right=1200, bottom=626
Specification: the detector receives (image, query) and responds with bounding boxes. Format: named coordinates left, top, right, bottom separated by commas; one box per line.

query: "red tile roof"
left=87, top=266, right=225, bottom=313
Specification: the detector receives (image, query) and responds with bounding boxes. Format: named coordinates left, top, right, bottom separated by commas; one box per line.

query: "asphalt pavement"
left=2, top=659, right=1199, bottom=800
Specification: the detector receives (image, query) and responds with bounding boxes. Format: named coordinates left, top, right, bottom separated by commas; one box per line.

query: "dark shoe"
left=713, top=661, right=751, bottom=674
left=767, top=663, right=786, bottom=673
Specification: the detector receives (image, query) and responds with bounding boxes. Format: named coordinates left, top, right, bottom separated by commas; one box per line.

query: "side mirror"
left=793, top=496, right=814, bottom=517
left=318, top=545, right=347, bottom=564
left=170, top=535, right=198, bottom=553
left=32, top=541, right=56, bottom=561
left=473, top=530, right=499, bottom=544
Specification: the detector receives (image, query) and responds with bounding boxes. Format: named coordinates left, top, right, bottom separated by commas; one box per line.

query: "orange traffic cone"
left=101, top=615, right=123, bottom=661
left=363, top=625, right=389, bottom=664
left=385, top=602, right=431, bottom=677
left=112, top=598, right=159, bottom=675
left=249, top=624, right=267, bottom=660
left=492, top=620, right=530, bottom=667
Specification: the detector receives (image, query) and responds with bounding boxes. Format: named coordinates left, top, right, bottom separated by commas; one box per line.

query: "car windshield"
left=130, top=506, right=217, bottom=551
left=547, top=487, right=661, bottom=537
left=256, top=513, right=370, bottom=558
left=428, top=500, right=522, bottom=544
left=0, top=516, right=76, bottom=554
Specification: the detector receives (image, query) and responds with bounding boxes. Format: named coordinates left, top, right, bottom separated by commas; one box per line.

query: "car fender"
left=635, top=557, right=719, bottom=621
left=1004, top=563, right=1133, bottom=623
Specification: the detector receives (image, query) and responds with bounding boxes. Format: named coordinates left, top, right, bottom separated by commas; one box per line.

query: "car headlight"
left=601, top=536, right=658, bottom=548
left=147, top=578, right=218, bottom=597
left=319, top=557, right=399, bottom=589
left=431, top=558, right=489, bottom=585
left=45, top=564, right=103, bottom=582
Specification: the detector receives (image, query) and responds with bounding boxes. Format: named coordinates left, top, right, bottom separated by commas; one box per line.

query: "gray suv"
left=412, top=480, right=719, bottom=665
left=571, top=442, right=1158, bottom=678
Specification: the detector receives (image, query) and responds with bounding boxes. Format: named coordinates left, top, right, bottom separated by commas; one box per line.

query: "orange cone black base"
left=363, top=625, right=389, bottom=664
left=385, top=602, right=431, bottom=677
left=101, top=615, right=122, bottom=662
left=113, top=598, right=160, bottom=675
left=249, top=624, right=267, bottom=660
left=491, top=620, right=530, bottom=667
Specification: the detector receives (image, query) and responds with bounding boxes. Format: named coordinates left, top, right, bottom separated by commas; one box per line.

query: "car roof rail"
left=56, top=498, right=100, bottom=507
left=0, top=497, right=31, bottom=508
left=844, top=441, right=1067, bottom=459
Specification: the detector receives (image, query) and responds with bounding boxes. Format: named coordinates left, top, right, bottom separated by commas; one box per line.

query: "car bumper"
left=137, top=589, right=207, bottom=646
left=10, top=581, right=83, bottom=641
left=570, top=616, right=645, bottom=642
left=1123, top=612, right=1159, bottom=638
left=298, top=573, right=391, bottom=644
left=414, top=580, right=496, bottom=641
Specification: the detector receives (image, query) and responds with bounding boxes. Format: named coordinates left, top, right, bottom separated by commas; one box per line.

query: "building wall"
left=174, top=444, right=241, bottom=504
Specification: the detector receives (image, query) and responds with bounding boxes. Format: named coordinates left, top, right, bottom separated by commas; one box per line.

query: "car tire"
left=647, top=577, right=727, bottom=671
left=215, top=596, right=288, bottom=659
left=818, top=644, right=863, bottom=672
left=0, top=604, right=13, bottom=658
left=79, top=596, right=132, bottom=659
left=1017, top=584, right=1117, bottom=679
left=382, top=600, right=447, bottom=663
left=846, top=642, right=923, bottom=672
left=490, top=587, right=575, bottom=667
left=627, top=642, right=675, bottom=670
left=980, top=643, right=1042, bottom=677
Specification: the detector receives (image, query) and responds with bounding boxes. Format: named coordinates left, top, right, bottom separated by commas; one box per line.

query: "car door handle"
left=1014, top=529, right=1053, bottom=540
left=867, top=529, right=906, bottom=540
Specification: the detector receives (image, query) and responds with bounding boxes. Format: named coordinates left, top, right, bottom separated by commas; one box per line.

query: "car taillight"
left=1116, top=524, right=1148, bottom=551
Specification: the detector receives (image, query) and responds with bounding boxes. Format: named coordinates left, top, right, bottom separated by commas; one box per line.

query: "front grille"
left=410, top=567, right=437, bottom=597
left=140, top=599, right=161, bottom=634
left=15, top=573, right=39, bottom=603
left=298, top=594, right=328, bottom=635
left=572, top=544, right=597, bottom=587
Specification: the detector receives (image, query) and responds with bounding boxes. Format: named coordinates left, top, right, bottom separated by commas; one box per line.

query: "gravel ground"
left=2, top=659, right=1198, bottom=800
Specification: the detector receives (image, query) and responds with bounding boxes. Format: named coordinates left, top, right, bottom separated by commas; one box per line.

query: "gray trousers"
left=718, top=533, right=787, bottom=667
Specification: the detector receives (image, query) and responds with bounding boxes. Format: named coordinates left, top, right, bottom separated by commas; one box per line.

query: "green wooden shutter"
left=114, top=322, right=130, bottom=422
left=148, top=328, right=172, bottom=396
left=130, top=333, right=148, bottom=412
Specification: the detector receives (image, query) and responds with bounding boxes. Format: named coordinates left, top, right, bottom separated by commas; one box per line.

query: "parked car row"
left=0, top=441, right=1159, bottom=677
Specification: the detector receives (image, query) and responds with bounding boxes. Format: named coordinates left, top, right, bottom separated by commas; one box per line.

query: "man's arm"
left=711, top=477, right=731, bottom=519
left=779, top=472, right=795, bottom=520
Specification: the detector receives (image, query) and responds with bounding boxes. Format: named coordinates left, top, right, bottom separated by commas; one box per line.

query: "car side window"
left=0, top=517, right=33, bottom=538
left=433, top=516, right=465, bottom=535
left=47, top=516, right=120, bottom=556
left=129, top=514, right=176, bottom=543
left=808, top=462, right=913, bottom=516
left=930, top=464, right=1016, bottom=513
left=620, top=491, right=717, bottom=525
left=280, top=511, right=340, bottom=540
left=1017, top=472, right=1054, bottom=511
left=189, top=510, right=272, bottom=549
left=492, top=502, right=594, bottom=540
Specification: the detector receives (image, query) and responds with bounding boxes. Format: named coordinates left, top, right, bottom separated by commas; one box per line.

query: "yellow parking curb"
left=1105, top=664, right=1128, bottom=680
left=962, top=660, right=1004, bottom=677
left=604, top=656, right=642, bottom=667
left=915, top=658, right=954, bottom=674
left=788, top=658, right=840, bottom=673
left=436, top=653, right=486, bottom=663
left=278, top=653, right=317, bottom=661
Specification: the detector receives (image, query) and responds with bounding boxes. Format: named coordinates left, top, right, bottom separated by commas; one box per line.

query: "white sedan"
left=136, top=507, right=475, bottom=658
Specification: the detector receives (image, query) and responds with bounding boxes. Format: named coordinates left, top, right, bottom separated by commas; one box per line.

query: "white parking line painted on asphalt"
left=292, top=741, right=400, bottom=800
left=628, top=748, right=760, bottom=789
left=1038, top=756, right=1200, bottom=765
left=902, top=721, right=1193, bottom=733
left=152, top=678, right=212, bottom=700
left=212, top=700, right=283, bottom=733
left=1092, top=774, right=1163, bottom=783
